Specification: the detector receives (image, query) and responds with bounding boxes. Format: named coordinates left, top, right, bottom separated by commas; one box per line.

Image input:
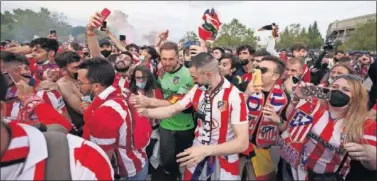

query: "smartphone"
left=119, top=35, right=126, bottom=41
left=100, top=8, right=111, bottom=22
left=50, top=29, right=56, bottom=35
left=302, top=85, right=331, bottom=100
left=100, top=21, right=107, bottom=31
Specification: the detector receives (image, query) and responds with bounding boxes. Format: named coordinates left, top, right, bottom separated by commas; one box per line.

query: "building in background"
left=326, top=13, right=376, bottom=43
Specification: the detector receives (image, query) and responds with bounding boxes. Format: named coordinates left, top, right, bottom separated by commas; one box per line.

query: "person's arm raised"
left=86, top=12, right=103, bottom=58
left=5, top=45, right=32, bottom=55
left=104, top=28, right=127, bottom=52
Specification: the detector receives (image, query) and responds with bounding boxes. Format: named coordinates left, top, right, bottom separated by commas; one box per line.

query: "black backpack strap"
left=43, top=131, right=72, bottom=180
left=335, top=153, right=349, bottom=174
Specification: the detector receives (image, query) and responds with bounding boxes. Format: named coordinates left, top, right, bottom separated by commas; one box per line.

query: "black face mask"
left=334, top=58, right=339, bottom=63
left=329, top=90, right=350, bottom=107
left=83, top=52, right=90, bottom=57
left=240, top=59, right=249, bottom=66
left=292, top=76, right=301, bottom=84
left=184, top=61, right=192, bottom=68
left=321, top=63, right=329, bottom=68
left=101, top=50, right=112, bottom=58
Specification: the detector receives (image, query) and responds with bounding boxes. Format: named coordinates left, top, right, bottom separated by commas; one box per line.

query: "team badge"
left=217, top=101, right=227, bottom=112
left=173, top=76, right=180, bottom=84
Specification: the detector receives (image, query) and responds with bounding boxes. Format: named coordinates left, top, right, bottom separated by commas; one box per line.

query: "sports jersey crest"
left=173, top=76, right=180, bottom=84
left=217, top=101, right=227, bottom=112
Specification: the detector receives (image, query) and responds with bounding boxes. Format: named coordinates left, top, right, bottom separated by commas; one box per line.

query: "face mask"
left=321, top=63, right=329, bottom=68
left=184, top=61, right=192, bottom=68
left=329, top=90, right=350, bottom=108
left=101, top=50, right=112, bottom=58
left=328, top=77, right=334, bottom=84
left=136, top=81, right=146, bottom=89
left=139, top=56, right=145, bottom=62
left=292, top=76, right=301, bottom=84
left=81, top=86, right=94, bottom=103
left=334, top=58, right=339, bottom=63
left=83, top=52, right=90, bottom=57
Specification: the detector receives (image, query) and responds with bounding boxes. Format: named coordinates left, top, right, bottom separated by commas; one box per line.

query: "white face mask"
left=136, top=81, right=146, bottom=89
left=139, top=56, right=145, bottom=62
left=328, top=77, right=334, bottom=84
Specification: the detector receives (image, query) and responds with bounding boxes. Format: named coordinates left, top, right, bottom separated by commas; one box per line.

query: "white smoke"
left=106, top=10, right=136, bottom=44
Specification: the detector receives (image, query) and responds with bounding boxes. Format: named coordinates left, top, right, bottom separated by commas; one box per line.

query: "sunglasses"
left=255, top=66, right=269, bottom=74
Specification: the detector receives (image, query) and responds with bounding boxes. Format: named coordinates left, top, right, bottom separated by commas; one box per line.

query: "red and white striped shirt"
left=178, top=79, right=247, bottom=180
left=3, top=89, right=66, bottom=120
left=0, top=122, right=114, bottom=180
left=83, top=86, right=147, bottom=177
left=289, top=101, right=377, bottom=180
left=113, top=72, right=131, bottom=96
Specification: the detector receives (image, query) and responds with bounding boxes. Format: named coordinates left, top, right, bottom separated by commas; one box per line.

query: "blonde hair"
left=326, top=75, right=369, bottom=143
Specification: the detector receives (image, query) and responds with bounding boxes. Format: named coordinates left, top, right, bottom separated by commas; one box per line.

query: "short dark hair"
left=212, top=47, right=225, bottom=54
left=261, top=55, right=286, bottom=76
left=78, top=57, right=115, bottom=87
left=30, top=37, right=59, bottom=53
left=253, top=49, right=271, bottom=57
left=220, top=53, right=239, bottom=69
left=159, top=42, right=179, bottom=55
left=126, top=43, right=139, bottom=53
left=335, top=50, right=345, bottom=55
left=191, top=52, right=214, bottom=69
left=223, top=48, right=233, bottom=54
left=140, top=46, right=159, bottom=60
left=55, top=51, right=81, bottom=68
left=70, top=42, right=82, bottom=51
left=290, top=43, right=307, bottom=53
left=130, top=65, right=157, bottom=95
left=0, top=51, right=29, bottom=66
left=236, top=45, right=255, bottom=55
left=120, top=51, right=134, bottom=60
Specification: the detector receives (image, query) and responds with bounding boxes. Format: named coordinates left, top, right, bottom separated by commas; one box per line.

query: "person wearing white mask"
left=129, top=65, right=164, bottom=179
left=137, top=46, right=159, bottom=75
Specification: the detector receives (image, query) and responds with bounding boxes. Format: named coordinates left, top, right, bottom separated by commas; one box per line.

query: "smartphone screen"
left=100, top=21, right=107, bottom=31
left=50, top=29, right=56, bottom=35
left=119, top=35, right=126, bottom=41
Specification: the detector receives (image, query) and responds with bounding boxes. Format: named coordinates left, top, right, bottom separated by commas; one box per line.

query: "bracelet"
left=277, top=117, right=284, bottom=126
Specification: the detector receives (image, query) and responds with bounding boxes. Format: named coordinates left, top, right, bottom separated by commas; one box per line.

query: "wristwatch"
left=277, top=117, right=284, bottom=126
left=291, top=94, right=300, bottom=104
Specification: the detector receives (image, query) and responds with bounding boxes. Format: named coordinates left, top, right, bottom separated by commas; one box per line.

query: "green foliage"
left=213, top=19, right=256, bottom=49
left=276, top=21, right=324, bottom=50
left=71, top=26, right=87, bottom=37
left=1, top=8, right=72, bottom=41
left=344, top=19, right=376, bottom=51
left=179, top=31, right=199, bottom=43
left=333, top=40, right=343, bottom=50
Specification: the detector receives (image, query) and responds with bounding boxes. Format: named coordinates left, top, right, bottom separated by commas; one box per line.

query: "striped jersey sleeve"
left=362, top=119, right=377, bottom=146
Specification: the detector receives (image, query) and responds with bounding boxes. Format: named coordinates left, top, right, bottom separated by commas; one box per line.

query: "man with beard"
left=55, top=51, right=84, bottom=136
left=112, top=51, right=134, bottom=96
left=129, top=42, right=194, bottom=181
left=283, top=57, right=305, bottom=95
left=334, top=50, right=345, bottom=64
left=235, top=45, right=255, bottom=77
left=5, top=38, right=60, bottom=82
left=1, top=51, right=71, bottom=129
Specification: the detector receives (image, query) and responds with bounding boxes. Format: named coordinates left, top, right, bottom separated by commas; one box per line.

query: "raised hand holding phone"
left=87, top=8, right=111, bottom=32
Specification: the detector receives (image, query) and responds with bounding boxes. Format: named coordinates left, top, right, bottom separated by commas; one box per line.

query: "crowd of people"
left=1, top=10, right=376, bottom=181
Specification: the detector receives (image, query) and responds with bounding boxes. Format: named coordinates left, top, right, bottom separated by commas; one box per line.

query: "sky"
left=1, top=1, right=376, bottom=44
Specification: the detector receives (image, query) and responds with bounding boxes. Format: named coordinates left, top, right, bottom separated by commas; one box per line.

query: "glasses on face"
left=135, top=76, right=147, bottom=81
left=255, top=66, right=269, bottom=74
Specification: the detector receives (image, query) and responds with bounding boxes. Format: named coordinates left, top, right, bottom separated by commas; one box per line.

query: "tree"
left=276, top=21, right=324, bottom=50
left=1, top=8, right=72, bottom=41
left=179, top=31, right=199, bottom=44
left=333, top=40, right=343, bottom=50
left=71, top=26, right=87, bottom=37
left=344, top=19, right=376, bottom=51
left=213, top=19, right=256, bottom=49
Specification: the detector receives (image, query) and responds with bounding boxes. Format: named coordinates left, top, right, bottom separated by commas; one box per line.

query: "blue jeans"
left=119, top=163, right=149, bottom=181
